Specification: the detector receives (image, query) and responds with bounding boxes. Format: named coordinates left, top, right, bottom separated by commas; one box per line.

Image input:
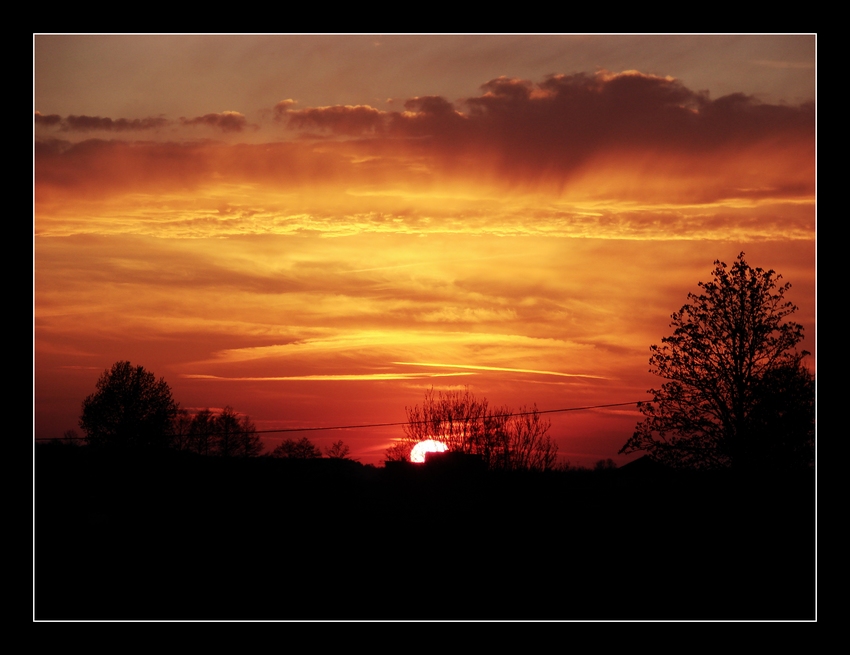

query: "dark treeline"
left=71, top=361, right=361, bottom=462
left=35, top=442, right=814, bottom=620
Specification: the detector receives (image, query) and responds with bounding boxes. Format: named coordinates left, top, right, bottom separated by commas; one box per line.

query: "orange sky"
left=34, top=35, right=816, bottom=466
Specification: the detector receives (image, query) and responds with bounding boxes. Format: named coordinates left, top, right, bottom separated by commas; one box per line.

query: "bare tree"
left=396, top=387, right=558, bottom=471
left=495, top=406, right=557, bottom=472
left=384, top=441, right=413, bottom=463
left=403, top=387, right=490, bottom=454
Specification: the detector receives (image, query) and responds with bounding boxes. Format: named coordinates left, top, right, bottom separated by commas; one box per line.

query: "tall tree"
left=619, top=253, right=813, bottom=470
left=79, top=361, right=179, bottom=449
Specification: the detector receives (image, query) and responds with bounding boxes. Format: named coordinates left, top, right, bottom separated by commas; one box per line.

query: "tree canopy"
left=79, top=362, right=263, bottom=456
left=619, top=253, right=814, bottom=470
left=79, top=361, right=179, bottom=449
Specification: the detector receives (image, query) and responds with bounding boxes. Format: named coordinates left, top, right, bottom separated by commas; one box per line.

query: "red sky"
left=34, top=35, right=816, bottom=466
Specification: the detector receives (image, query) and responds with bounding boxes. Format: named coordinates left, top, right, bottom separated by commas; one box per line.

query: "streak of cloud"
left=392, top=361, right=610, bottom=380
left=183, top=372, right=473, bottom=381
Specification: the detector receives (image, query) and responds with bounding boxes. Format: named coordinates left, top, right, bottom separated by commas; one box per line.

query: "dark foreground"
left=34, top=445, right=815, bottom=620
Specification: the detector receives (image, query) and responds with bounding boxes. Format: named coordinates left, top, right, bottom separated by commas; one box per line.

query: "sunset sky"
left=34, top=35, right=816, bottom=466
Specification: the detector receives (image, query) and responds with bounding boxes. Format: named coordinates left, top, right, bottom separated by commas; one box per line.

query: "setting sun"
left=409, top=439, right=449, bottom=463
left=34, top=35, right=814, bottom=468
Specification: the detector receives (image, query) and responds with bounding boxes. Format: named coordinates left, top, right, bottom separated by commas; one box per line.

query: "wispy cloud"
left=183, top=372, right=473, bottom=381
left=393, top=361, right=610, bottom=379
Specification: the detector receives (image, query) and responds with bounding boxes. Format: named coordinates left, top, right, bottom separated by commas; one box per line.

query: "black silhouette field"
left=35, top=444, right=813, bottom=620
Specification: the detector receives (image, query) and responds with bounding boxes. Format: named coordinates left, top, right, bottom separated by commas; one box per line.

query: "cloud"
left=276, top=70, right=813, bottom=153
left=183, top=372, right=472, bottom=381
left=273, top=99, right=297, bottom=121
left=393, top=361, right=609, bottom=380
left=35, top=111, right=250, bottom=134
left=34, top=111, right=62, bottom=126
left=34, top=139, right=369, bottom=202
left=44, top=114, right=171, bottom=132
left=35, top=70, right=814, bottom=215
left=453, top=71, right=812, bottom=173
left=284, top=104, right=385, bottom=135
left=179, top=111, right=249, bottom=132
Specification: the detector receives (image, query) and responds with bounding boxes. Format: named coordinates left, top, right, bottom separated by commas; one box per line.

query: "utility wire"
left=35, top=401, right=644, bottom=440
left=251, top=401, right=643, bottom=435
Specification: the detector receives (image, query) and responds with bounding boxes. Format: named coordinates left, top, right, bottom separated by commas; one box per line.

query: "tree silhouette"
left=271, top=436, right=321, bottom=459
left=174, top=407, right=262, bottom=457
left=745, top=361, right=814, bottom=470
left=211, top=406, right=263, bottom=458
left=62, top=429, right=81, bottom=446
left=325, top=440, right=352, bottom=459
left=79, top=361, right=178, bottom=449
left=594, top=458, right=617, bottom=471
left=397, top=387, right=558, bottom=471
left=489, top=406, right=557, bottom=471
left=404, top=387, right=489, bottom=454
left=384, top=441, right=412, bottom=463
left=186, top=408, right=217, bottom=456
left=619, top=253, right=813, bottom=470
left=171, top=408, right=193, bottom=451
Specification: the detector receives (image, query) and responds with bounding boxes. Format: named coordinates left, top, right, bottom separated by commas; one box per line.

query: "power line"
left=34, top=401, right=644, bottom=441
left=251, top=401, right=643, bottom=435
